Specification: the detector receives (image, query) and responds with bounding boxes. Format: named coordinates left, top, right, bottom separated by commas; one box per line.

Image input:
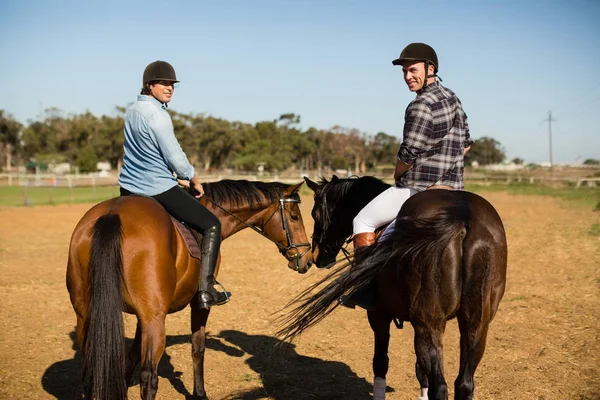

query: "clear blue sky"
left=1, top=0, right=599, bottom=164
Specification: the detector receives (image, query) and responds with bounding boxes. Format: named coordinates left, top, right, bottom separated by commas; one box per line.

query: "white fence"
left=0, top=171, right=598, bottom=188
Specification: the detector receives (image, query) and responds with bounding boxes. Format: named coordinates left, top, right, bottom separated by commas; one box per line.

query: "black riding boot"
left=339, top=277, right=377, bottom=311
left=339, top=232, right=377, bottom=311
left=197, top=225, right=231, bottom=309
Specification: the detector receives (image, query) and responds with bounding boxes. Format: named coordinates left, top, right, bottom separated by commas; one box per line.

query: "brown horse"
left=279, top=176, right=507, bottom=400
left=66, top=180, right=313, bottom=400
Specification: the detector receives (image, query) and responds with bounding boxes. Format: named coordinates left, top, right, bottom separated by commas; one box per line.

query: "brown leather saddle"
left=171, top=218, right=202, bottom=260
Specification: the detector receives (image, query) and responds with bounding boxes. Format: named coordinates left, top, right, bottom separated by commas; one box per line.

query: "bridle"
left=203, top=192, right=311, bottom=271
left=312, top=192, right=353, bottom=267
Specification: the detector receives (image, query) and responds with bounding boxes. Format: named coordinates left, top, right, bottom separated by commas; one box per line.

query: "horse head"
left=261, top=181, right=314, bottom=273
left=304, top=175, right=391, bottom=268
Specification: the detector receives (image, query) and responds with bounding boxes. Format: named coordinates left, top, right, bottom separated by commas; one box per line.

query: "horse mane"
left=318, top=175, right=390, bottom=201
left=202, top=180, right=298, bottom=209
left=317, top=175, right=391, bottom=229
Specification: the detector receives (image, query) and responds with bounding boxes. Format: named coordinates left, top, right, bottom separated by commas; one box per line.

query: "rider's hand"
left=177, top=179, right=190, bottom=188
left=190, top=176, right=204, bottom=198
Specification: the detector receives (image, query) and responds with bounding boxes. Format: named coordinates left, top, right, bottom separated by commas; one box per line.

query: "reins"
left=202, top=193, right=311, bottom=270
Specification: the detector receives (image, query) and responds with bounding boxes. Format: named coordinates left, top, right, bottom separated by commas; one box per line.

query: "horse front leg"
left=190, top=298, right=211, bottom=399
left=367, top=310, right=392, bottom=400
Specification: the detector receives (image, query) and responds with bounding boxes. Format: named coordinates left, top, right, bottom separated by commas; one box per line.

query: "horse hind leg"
left=413, top=322, right=448, bottom=400
left=455, top=243, right=506, bottom=399
left=454, top=314, right=490, bottom=400
left=126, top=320, right=142, bottom=385
left=138, top=315, right=167, bottom=400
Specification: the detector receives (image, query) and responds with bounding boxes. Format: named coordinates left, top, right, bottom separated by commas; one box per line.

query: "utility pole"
left=544, top=111, right=556, bottom=179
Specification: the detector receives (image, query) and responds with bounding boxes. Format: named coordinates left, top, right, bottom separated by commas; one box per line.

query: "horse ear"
left=303, top=176, right=320, bottom=193
left=332, top=175, right=339, bottom=181
left=288, top=181, right=304, bottom=194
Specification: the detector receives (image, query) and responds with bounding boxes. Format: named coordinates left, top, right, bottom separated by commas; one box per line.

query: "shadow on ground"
left=41, top=329, right=391, bottom=399
left=217, top=330, right=392, bottom=400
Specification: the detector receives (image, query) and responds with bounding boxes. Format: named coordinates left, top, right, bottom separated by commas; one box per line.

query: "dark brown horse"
left=66, top=180, right=313, bottom=400
left=279, top=176, right=507, bottom=400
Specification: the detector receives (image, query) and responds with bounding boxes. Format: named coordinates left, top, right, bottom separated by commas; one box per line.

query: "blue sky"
left=1, top=0, right=599, bottom=163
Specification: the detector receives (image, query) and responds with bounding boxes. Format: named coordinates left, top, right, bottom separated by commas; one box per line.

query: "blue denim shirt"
left=118, top=95, right=195, bottom=196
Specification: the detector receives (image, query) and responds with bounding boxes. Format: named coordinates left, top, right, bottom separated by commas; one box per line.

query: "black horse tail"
left=82, top=214, right=127, bottom=400
left=277, top=204, right=468, bottom=342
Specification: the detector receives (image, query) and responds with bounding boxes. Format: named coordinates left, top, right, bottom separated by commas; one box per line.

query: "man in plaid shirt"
left=341, top=43, right=473, bottom=311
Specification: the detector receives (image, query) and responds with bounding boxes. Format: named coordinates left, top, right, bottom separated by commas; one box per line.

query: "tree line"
left=0, top=107, right=507, bottom=174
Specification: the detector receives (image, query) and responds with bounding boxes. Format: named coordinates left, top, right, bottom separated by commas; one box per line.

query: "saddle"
left=121, top=193, right=203, bottom=260
left=171, top=218, right=202, bottom=260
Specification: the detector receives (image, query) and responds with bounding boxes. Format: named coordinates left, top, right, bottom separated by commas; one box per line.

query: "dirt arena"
left=0, top=191, right=598, bottom=399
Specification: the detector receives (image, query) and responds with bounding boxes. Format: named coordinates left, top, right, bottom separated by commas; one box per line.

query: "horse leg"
left=75, top=315, right=86, bottom=352
left=138, top=315, right=167, bottom=400
left=413, top=322, right=448, bottom=400
left=454, top=316, right=490, bottom=400
left=126, top=320, right=142, bottom=385
left=367, top=310, right=392, bottom=400
left=190, top=300, right=211, bottom=399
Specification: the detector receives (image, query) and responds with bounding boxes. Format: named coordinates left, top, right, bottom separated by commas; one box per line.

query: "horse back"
left=378, top=190, right=507, bottom=324
left=67, top=196, right=201, bottom=316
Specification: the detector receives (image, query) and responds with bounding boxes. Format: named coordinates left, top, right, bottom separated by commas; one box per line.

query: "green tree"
left=0, top=110, right=23, bottom=171
left=367, top=132, right=400, bottom=169
left=96, top=111, right=125, bottom=170
left=465, top=137, right=505, bottom=166
left=77, top=145, right=99, bottom=172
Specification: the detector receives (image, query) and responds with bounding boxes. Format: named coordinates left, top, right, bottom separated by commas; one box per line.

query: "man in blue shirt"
left=118, top=60, right=230, bottom=309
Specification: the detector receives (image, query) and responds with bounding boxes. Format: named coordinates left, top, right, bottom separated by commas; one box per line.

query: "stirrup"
left=338, top=295, right=356, bottom=309
left=338, top=288, right=376, bottom=311
left=197, top=281, right=231, bottom=309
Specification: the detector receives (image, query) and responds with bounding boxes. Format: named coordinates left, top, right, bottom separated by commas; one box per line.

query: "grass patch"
left=0, top=185, right=120, bottom=207
left=589, top=224, right=600, bottom=237
left=466, top=182, right=600, bottom=209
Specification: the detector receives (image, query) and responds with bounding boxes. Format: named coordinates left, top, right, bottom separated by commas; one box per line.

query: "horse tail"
left=82, top=213, right=127, bottom=400
left=277, top=204, right=468, bottom=342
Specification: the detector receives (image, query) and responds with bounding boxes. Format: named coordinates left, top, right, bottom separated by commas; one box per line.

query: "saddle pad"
left=171, top=217, right=202, bottom=260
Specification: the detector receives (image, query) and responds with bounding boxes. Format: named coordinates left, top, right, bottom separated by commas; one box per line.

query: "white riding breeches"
left=353, top=186, right=419, bottom=234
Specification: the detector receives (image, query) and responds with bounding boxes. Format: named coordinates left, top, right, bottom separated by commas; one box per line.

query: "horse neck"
left=331, top=178, right=390, bottom=218
left=206, top=198, right=276, bottom=239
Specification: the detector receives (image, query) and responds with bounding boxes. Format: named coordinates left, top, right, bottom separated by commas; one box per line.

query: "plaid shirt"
left=397, top=82, right=473, bottom=191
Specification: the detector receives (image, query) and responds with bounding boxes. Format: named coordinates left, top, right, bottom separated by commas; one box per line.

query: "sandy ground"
left=0, top=192, right=598, bottom=400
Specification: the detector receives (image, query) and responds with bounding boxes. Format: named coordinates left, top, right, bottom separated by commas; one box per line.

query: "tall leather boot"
left=339, top=232, right=377, bottom=311
left=197, top=225, right=231, bottom=309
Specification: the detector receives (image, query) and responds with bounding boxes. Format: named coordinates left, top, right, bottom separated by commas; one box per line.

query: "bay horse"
left=66, top=179, right=313, bottom=400
left=278, top=176, right=507, bottom=400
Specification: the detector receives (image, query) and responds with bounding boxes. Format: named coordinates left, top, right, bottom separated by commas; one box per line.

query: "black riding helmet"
left=392, top=43, right=439, bottom=88
left=143, top=60, right=179, bottom=85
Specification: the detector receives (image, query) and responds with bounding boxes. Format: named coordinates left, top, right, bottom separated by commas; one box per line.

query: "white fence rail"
left=0, top=172, right=598, bottom=188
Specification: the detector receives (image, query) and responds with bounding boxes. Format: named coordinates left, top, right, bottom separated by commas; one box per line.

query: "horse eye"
left=290, top=214, right=299, bottom=221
